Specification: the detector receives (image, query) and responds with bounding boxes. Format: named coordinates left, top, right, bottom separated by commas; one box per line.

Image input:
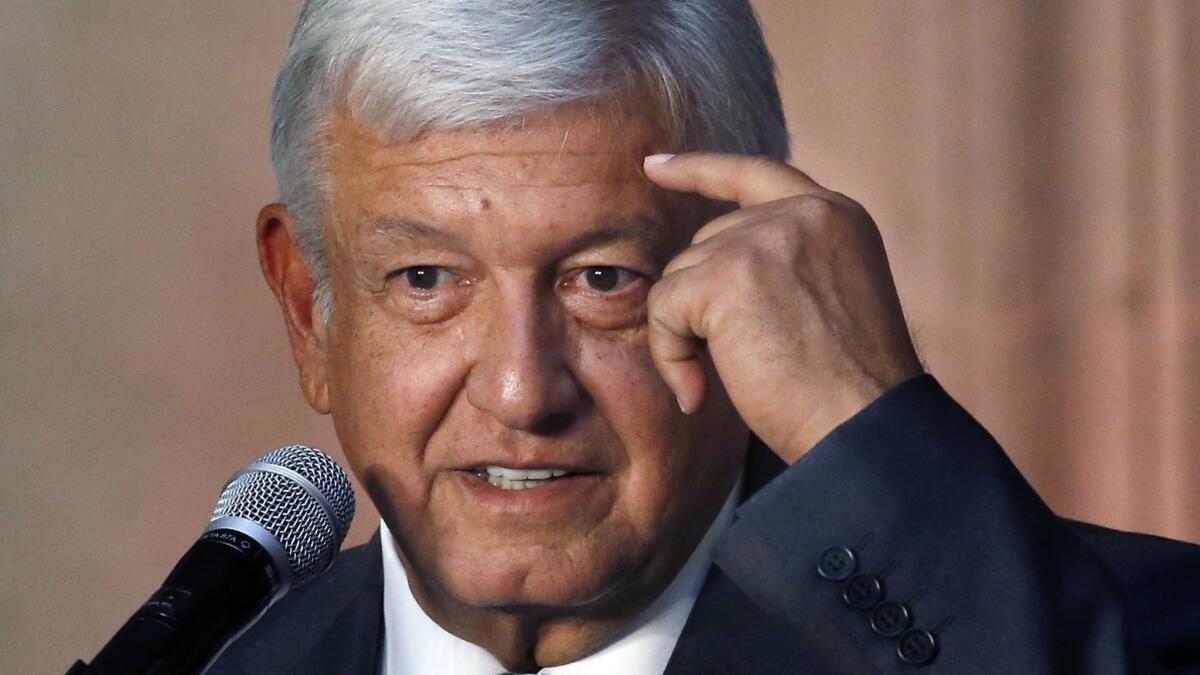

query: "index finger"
left=642, top=152, right=823, bottom=206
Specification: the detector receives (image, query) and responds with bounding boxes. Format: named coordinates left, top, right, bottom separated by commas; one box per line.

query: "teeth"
left=484, top=466, right=570, bottom=480
left=481, top=466, right=573, bottom=490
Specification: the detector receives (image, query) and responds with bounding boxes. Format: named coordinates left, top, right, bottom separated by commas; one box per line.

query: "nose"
left=466, top=290, right=580, bottom=431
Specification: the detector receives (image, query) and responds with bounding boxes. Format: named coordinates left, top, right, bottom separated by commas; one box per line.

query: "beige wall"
left=1, top=1, right=1195, bottom=672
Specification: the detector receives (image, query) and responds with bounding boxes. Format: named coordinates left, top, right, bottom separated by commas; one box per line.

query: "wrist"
left=778, top=369, right=920, bottom=464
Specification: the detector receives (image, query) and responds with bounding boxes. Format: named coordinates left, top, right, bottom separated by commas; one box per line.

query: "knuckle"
left=790, top=193, right=838, bottom=222
left=828, top=188, right=868, bottom=212
left=759, top=219, right=799, bottom=249
left=724, top=246, right=761, bottom=282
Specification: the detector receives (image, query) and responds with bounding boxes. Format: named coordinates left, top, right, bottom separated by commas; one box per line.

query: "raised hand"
left=644, top=153, right=923, bottom=464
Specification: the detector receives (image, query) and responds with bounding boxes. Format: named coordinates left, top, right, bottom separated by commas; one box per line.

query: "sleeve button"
left=870, top=602, right=912, bottom=638
left=817, top=546, right=857, bottom=581
left=841, top=573, right=884, bottom=610
left=897, top=628, right=938, bottom=665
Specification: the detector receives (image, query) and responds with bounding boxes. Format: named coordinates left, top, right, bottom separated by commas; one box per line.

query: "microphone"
left=70, top=445, right=356, bottom=675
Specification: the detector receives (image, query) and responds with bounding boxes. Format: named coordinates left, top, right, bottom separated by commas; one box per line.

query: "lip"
left=450, top=457, right=602, bottom=473
left=449, top=469, right=604, bottom=515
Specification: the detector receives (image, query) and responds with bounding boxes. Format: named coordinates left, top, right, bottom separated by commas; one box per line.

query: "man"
left=210, top=1, right=1200, bottom=673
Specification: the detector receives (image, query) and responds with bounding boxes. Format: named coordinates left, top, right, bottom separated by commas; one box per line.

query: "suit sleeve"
left=712, top=374, right=1158, bottom=674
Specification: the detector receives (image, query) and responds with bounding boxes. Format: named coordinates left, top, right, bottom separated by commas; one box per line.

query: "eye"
left=576, top=266, right=640, bottom=293
left=558, top=265, right=650, bottom=329
left=393, top=265, right=456, bottom=291
left=384, top=264, right=471, bottom=323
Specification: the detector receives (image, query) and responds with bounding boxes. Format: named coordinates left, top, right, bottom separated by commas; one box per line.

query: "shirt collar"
left=380, top=478, right=741, bottom=675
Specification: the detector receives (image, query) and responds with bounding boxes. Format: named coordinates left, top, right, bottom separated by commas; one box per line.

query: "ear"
left=257, top=204, right=331, bottom=414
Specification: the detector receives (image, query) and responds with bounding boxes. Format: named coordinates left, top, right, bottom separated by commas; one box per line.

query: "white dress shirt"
left=380, top=481, right=740, bottom=675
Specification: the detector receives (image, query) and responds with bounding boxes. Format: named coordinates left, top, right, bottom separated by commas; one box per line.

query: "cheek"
left=576, top=330, right=677, bottom=442
left=575, top=329, right=738, bottom=459
left=575, top=331, right=709, bottom=500
left=327, top=316, right=471, bottom=493
left=577, top=329, right=747, bottom=521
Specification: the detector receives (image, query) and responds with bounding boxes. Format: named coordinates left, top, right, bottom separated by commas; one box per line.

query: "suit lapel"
left=665, top=564, right=814, bottom=674
left=664, top=437, right=807, bottom=674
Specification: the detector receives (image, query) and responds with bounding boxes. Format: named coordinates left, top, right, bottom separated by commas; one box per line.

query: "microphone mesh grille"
left=210, top=445, right=356, bottom=586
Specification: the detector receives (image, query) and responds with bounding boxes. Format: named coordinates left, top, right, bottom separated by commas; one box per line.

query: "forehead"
left=317, top=102, right=687, bottom=261
left=324, top=102, right=663, bottom=196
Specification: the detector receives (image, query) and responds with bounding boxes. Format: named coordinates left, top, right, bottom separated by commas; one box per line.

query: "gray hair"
left=271, top=0, right=790, bottom=315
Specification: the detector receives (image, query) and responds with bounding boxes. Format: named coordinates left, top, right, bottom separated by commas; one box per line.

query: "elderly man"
left=210, top=1, right=1199, bottom=673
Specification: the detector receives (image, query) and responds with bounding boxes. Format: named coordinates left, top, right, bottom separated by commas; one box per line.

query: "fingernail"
left=677, top=396, right=691, bottom=415
left=644, top=153, right=675, bottom=168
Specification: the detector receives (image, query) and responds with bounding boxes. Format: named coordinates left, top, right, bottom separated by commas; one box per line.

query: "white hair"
left=271, top=0, right=790, bottom=315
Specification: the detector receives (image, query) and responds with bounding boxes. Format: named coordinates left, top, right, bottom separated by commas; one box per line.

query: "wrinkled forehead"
left=322, top=101, right=664, bottom=191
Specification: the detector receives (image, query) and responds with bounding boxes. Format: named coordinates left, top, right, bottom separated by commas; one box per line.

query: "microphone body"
left=84, top=527, right=280, bottom=674
left=71, top=445, right=356, bottom=675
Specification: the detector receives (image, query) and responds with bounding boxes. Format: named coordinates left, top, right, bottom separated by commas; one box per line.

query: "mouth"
left=467, top=465, right=586, bottom=491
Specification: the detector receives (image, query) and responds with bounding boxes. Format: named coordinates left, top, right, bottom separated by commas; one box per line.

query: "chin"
left=439, top=543, right=634, bottom=612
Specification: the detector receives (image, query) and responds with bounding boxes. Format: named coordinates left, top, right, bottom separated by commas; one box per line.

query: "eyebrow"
left=561, top=216, right=671, bottom=254
left=371, top=217, right=465, bottom=246
left=369, top=215, right=672, bottom=255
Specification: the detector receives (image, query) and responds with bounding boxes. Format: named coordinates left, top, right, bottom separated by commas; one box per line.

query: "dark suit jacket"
left=208, top=375, right=1200, bottom=674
